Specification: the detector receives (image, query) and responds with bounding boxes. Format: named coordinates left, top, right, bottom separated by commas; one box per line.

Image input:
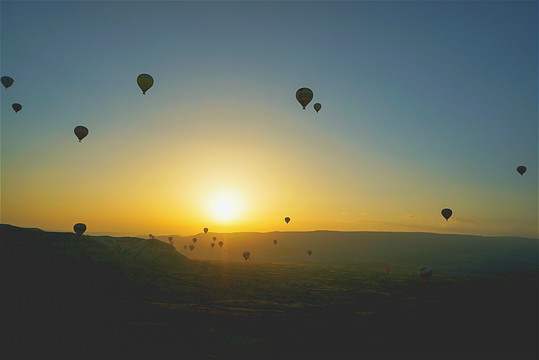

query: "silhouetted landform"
left=2, top=224, right=537, bottom=359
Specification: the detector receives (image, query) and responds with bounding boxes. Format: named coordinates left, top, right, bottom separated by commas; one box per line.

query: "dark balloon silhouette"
left=441, top=208, right=452, bottom=221
left=218, top=241, right=223, bottom=247
left=12, top=103, right=22, bottom=113
left=213, top=236, right=217, bottom=242
left=183, top=245, right=187, bottom=250
left=273, top=239, right=277, bottom=245
left=516, top=166, right=527, bottom=176
left=211, top=243, right=215, bottom=248
left=189, top=244, right=194, bottom=251
left=74, top=126, right=89, bottom=142
left=419, top=266, right=432, bottom=281
left=314, top=103, right=321, bottom=113
left=204, top=227, right=208, bottom=234
left=137, top=73, right=154, bottom=94
left=242, top=251, right=250, bottom=261
left=285, top=217, right=290, bottom=224
left=296, top=88, right=313, bottom=109
left=1, top=76, right=14, bottom=89
left=73, top=223, right=86, bottom=236
left=192, top=238, right=197, bottom=244
left=307, top=250, right=312, bottom=256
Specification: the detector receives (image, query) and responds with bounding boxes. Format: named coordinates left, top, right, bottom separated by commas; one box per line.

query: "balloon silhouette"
left=192, top=238, right=197, bottom=244
left=441, top=208, right=452, bottom=221
left=516, top=166, right=527, bottom=176
left=273, top=239, right=277, bottom=245
left=296, top=88, right=313, bottom=109
left=137, top=74, right=154, bottom=94
left=1, top=76, right=14, bottom=89
left=74, top=126, right=89, bottom=142
left=204, top=227, right=208, bottom=234
left=12, top=103, right=22, bottom=113
left=73, top=223, right=86, bottom=236
left=285, top=217, right=290, bottom=224
left=242, top=251, right=250, bottom=261
left=307, top=250, right=312, bottom=256
left=314, top=103, right=322, bottom=113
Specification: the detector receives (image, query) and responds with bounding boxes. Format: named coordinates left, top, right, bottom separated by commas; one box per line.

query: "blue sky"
left=1, top=1, right=537, bottom=237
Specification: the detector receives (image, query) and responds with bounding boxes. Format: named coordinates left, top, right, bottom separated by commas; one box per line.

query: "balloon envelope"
left=314, top=103, right=322, bottom=113
left=73, top=223, right=86, bottom=236
left=516, top=166, right=527, bottom=176
left=74, top=126, right=89, bottom=142
left=296, top=88, right=313, bottom=109
left=192, top=238, right=197, bottom=244
left=183, top=245, right=187, bottom=250
left=307, top=250, right=312, bottom=256
left=418, top=267, right=433, bottom=280
left=1, top=76, right=14, bottom=89
left=137, top=74, right=154, bottom=94
left=12, top=103, right=22, bottom=113
left=273, top=239, right=277, bottom=245
left=441, top=208, right=452, bottom=221
left=168, top=237, right=173, bottom=241
left=218, top=241, right=223, bottom=247
left=204, top=227, right=209, bottom=234
left=285, top=217, right=290, bottom=224
left=242, top=251, right=250, bottom=261
left=213, top=237, right=217, bottom=241
left=189, top=245, right=195, bottom=251
left=211, top=243, right=215, bottom=248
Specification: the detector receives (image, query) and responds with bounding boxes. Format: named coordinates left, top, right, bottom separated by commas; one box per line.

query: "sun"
left=208, top=189, right=242, bottom=222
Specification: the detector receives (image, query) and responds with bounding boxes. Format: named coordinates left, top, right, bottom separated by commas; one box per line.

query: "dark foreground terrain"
left=1, top=224, right=537, bottom=359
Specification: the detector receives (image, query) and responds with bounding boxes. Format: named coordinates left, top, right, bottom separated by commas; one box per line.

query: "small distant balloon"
left=296, top=88, right=313, bottom=109
left=74, top=126, right=89, bottom=142
left=137, top=74, right=154, bottom=94
left=441, top=208, right=452, bottom=221
left=218, top=241, right=223, bottom=247
left=149, top=234, right=153, bottom=239
left=385, top=267, right=391, bottom=273
left=204, top=227, right=209, bottom=234
left=12, top=103, right=22, bottom=113
left=1, top=76, right=14, bottom=89
left=313, top=103, right=322, bottom=113
left=73, top=223, right=86, bottom=236
left=211, top=243, right=215, bottom=248
left=307, top=250, right=312, bottom=256
left=242, top=251, right=250, bottom=261
left=273, top=239, right=277, bottom=245
left=285, top=217, right=290, bottom=224
left=189, top=244, right=195, bottom=251
left=192, top=238, right=197, bottom=244
left=516, top=166, right=527, bottom=176
left=168, top=236, right=173, bottom=242
left=183, top=245, right=187, bottom=250
left=213, top=236, right=217, bottom=242
left=418, top=267, right=433, bottom=281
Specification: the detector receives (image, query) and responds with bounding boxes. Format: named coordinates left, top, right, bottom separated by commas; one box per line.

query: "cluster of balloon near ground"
left=4, top=72, right=529, bottom=281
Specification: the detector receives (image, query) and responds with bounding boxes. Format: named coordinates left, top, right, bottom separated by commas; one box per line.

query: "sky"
left=1, top=1, right=537, bottom=238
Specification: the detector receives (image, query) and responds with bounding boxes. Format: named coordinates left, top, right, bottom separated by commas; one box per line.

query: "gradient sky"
left=1, top=1, right=537, bottom=237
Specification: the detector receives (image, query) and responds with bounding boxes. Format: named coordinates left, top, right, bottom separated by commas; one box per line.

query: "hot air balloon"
left=149, top=234, right=153, bottom=239
left=192, top=238, right=197, bottom=244
left=385, top=267, right=391, bottom=273
left=218, top=241, right=223, bottom=247
left=314, top=103, right=322, bottom=113
left=211, top=243, right=215, bottom=248
left=273, top=239, right=277, bottom=245
left=168, top=236, right=173, bottom=242
left=184, top=245, right=187, bottom=250
left=242, top=251, right=250, bottom=261
left=296, top=88, right=313, bottom=109
left=516, top=166, right=527, bottom=176
left=307, top=250, right=312, bottom=256
left=213, top=236, right=217, bottom=242
left=285, top=217, right=290, bottom=224
left=189, top=244, right=195, bottom=251
left=12, top=103, right=22, bottom=113
left=441, top=208, right=452, bottom=221
left=1, top=76, right=14, bottom=89
left=74, top=126, right=89, bottom=142
left=73, top=223, right=86, bottom=236
left=418, top=267, right=432, bottom=281
left=204, top=228, right=208, bottom=234
left=137, top=74, right=154, bottom=94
